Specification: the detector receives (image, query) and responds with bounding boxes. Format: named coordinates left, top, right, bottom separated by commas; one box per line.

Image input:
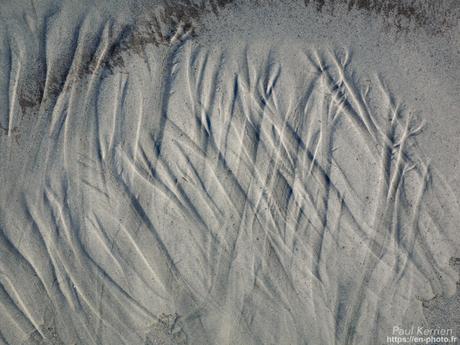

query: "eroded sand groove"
left=0, top=1, right=459, bottom=345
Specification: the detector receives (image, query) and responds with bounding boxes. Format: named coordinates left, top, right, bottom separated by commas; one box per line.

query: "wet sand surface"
left=0, top=1, right=459, bottom=344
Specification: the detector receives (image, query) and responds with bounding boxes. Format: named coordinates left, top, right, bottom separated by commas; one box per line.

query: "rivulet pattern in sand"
left=0, top=1, right=458, bottom=344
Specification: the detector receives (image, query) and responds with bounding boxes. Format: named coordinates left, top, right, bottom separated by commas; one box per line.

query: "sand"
left=0, top=0, right=459, bottom=344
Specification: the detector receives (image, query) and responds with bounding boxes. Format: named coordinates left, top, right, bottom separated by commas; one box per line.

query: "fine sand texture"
left=0, top=1, right=459, bottom=344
